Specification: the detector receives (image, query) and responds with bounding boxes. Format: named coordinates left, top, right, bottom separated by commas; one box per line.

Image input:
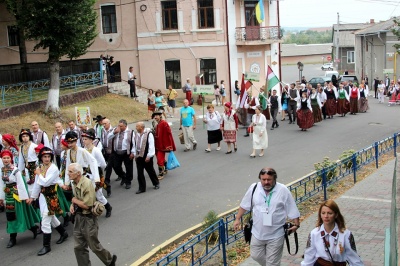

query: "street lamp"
left=297, top=62, right=304, bottom=82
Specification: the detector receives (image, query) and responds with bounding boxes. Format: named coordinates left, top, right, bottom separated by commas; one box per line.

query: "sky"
left=279, top=0, right=400, bottom=27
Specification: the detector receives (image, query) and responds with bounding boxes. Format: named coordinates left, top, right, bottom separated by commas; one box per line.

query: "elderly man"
left=234, top=168, right=300, bottom=266
left=68, top=163, right=117, bottom=266
left=65, top=120, right=82, bottom=147
left=101, top=118, right=114, bottom=197
left=31, top=121, right=50, bottom=147
left=133, top=122, right=159, bottom=194
left=182, top=78, right=192, bottom=105
left=51, top=122, right=66, bottom=168
left=180, top=99, right=197, bottom=152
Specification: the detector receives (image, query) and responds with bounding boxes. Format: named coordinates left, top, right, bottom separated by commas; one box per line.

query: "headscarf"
left=2, top=134, right=19, bottom=151
left=61, top=139, right=69, bottom=148
left=0, top=150, right=14, bottom=164
left=224, top=102, right=232, bottom=117
left=34, top=143, right=44, bottom=153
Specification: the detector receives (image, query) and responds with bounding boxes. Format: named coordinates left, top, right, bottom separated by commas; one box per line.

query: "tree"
left=18, top=0, right=97, bottom=114
left=391, top=18, right=400, bottom=51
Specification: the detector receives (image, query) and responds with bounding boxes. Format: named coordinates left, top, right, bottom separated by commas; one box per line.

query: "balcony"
left=235, top=26, right=282, bottom=45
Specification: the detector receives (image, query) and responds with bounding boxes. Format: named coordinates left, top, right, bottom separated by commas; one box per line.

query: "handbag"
left=243, top=184, right=257, bottom=244
left=166, top=151, right=180, bottom=170
left=247, top=126, right=254, bottom=134
left=91, top=201, right=105, bottom=216
left=178, top=130, right=185, bottom=144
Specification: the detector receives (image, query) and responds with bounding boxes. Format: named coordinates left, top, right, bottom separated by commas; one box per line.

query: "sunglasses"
left=259, top=169, right=276, bottom=176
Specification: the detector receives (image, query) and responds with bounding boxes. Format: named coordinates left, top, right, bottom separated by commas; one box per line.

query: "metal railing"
left=156, top=132, right=400, bottom=266
left=0, top=71, right=103, bottom=107
left=235, top=26, right=281, bottom=42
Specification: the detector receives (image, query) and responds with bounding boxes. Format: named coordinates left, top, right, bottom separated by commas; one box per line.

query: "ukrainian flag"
left=255, top=0, right=264, bottom=24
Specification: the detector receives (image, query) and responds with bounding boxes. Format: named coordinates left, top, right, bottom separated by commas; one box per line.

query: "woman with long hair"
left=221, top=102, right=238, bottom=154
left=301, top=199, right=364, bottom=266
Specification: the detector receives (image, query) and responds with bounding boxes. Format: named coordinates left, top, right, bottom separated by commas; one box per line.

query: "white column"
left=215, top=8, right=221, bottom=29
left=178, top=10, right=184, bottom=31
left=156, top=11, right=161, bottom=32
left=192, top=9, right=197, bottom=30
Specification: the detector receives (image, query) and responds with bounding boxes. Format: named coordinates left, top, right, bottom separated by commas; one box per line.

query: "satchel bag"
left=166, top=151, right=180, bottom=170
left=91, top=201, right=105, bottom=216
left=178, top=130, right=185, bottom=144
left=243, top=184, right=257, bottom=244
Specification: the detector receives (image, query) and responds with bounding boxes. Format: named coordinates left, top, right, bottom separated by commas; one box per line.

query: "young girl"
left=214, top=84, right=221, bottom=106
left=18, top=129, right=38, bottom=189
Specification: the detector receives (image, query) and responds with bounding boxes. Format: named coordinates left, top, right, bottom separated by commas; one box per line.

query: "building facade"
left=0, top=0, right=282, bottom=101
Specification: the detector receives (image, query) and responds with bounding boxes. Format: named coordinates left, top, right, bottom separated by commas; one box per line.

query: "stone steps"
left=107, top=82, right=148, bottom=105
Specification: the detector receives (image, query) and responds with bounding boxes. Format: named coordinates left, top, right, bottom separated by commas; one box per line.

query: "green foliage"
left=18, top=0, right=98, bottom=61
left=391, top=18, right=400, bottom=51
left=314, top=157, right=337, bottom=182
left=283, top=30, right=332, bottom=44
left=202, top=210, right=219, bottom=242
left=339, top=149, right=360, bottom=170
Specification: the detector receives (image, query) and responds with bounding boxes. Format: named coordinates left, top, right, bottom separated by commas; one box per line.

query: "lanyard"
left=263, top=189, right=274, bottom=209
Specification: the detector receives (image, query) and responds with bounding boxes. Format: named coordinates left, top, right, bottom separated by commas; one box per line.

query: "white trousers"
left=250, top=235, right=285, bottom=266
left=378, top=92, right=385, bottom=103
left=96, top=188, right=108, bottom=205
left=41, top=212, right=61, bottom=234
left=182, top=126, right=197, bottom=149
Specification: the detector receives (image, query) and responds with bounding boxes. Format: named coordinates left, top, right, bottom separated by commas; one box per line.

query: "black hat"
left=65, top=131, right=78, bottom=142
left=19, top=128, right=33, bottom=142
left=81, top=129, right=96, bottom=140
left=152, top=110, right=163, bottom=119
left=38, top=147, right=54, bottom=162
left=93, top=115, right=106, bottom=122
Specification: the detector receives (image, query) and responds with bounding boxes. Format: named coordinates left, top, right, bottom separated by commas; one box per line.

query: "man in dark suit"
left=374, top=77, right=379, bottom=98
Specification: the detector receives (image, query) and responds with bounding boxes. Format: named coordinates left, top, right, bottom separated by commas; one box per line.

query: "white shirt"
left=132, top=131, right=155, bottom=158
left=297, top=98, right=313, bottom=111
left=87, top=146, right=106, bottom=170
left=301, top=223, right=364, bottom=266
left=317, top=91, right=327, bottom=103
left=310, top=93, right=322, bottom=108
left=108, top=127, right=135, bottom=154
left=239, top=182, right=300, bottom=241
left=18, top=142, right=38, bottom=172
left=0, top=166, right=29, bottom=201
left=251, top=114, right=267, bottom=132
left=205, top=111, right=222, bottom=131
left=64, top=147, right=100, bottom=185
left=32, top=129, right=50, bottom=147
left=31, top=164, right=60, bottom=213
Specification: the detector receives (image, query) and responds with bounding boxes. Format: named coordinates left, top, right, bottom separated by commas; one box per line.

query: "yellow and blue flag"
left=255, top=0, right=264, bottom=24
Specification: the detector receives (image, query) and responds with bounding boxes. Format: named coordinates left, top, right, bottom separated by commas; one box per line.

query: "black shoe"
left=7, top=234, right=17, bottom=248
left=136, top=190, right=145, bottom=194
left=63, top=214, right=70, bottom=227
left=29, top=225, right=38, bottom=239
left=193, top=143, right=197, bottom=150
left=55, top=225, right=68, bottom=244
left=106, top=191, right=112, bottom=198
left=37, top=234, right=51, bottom=256
left=276, top=124, right=279, bottom=128
left=154, top=185, right=160, bottom=190
left=270, top=127, right=274, bottom=130
left=289, top=121, right=292, bottom=124
left=109, top=254, right=118, bottom=266
left=225, top=151, right=232, bottom=154
left=234, top=145, right=237, bottom=152
left=244, top=134, right=249, bottom=137
left=120, top=180, right=125, bottom=186
left=105, top=205, right=112, bottom=218
left=37, top=226, right=43, bottom=235
left=115, top=176, right=122, bottom=182
left=125, top=184, right=131, bottom=189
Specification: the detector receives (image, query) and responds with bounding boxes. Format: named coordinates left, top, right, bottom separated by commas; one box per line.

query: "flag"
left=262, top=66, right=280, bottom=109
left=239, top=73, right=252, bottom=108
left=255, top=0, right=264, bottom=24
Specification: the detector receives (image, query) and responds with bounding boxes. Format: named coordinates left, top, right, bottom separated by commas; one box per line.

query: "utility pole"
left=336, top=12, right=340, bottom=70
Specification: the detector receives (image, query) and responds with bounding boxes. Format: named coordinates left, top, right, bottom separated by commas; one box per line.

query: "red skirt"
left=349, top=97, right=358, bottom=113
left=296, top=109, right=314, bottom=129
left=223, top=130, right=237, bottom=143
left=262, top=107, right=271, bottom=120
left=311, top=105, right=322, bottom=123
left=336, top=99, right=349, bottom=114
left=325, top=99, right=337, bottom=116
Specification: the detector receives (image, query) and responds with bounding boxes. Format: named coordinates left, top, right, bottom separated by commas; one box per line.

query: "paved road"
left=239, top=157, right=396, bottom=266
left=1, top=72, right=398, bottom=265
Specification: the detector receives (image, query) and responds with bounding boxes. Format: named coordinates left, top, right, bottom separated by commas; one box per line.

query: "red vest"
left=350, top=88, right=358, bottom=98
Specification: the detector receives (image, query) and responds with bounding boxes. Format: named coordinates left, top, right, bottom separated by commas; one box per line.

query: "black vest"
left=270, top=96, right=278, bottom=109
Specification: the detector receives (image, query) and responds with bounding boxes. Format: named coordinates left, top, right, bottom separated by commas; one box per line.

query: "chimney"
left=370, top=19, right=375, bottom=24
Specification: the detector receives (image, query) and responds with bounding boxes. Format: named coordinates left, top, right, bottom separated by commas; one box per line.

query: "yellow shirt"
left=167, top=89, right=178, bottom=100
left=73, top=176, right=95, bottom=214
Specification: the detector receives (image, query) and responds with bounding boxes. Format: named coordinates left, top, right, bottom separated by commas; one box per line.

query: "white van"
left=324, top=71, right=339, bottom=79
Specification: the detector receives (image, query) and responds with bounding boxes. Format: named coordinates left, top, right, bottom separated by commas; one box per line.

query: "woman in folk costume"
left=221, top=102, right=239, bottom=154
left=0, top=150, right=40, bottom=248
left=249, top=106, right=268, bottom=158
left=297, top=92, right=314, bottom=131
left=81, top=129, right=113, bottom=218
left=349, top=85, right=360, bottom=114
left=259, top=86, right=271, bottom=121
left=28, top=147, right=68, bottom=256
left=18, top=129, right=38, bottom=188
left=388, top=85, right=399, bottom=106
left=336, top=84, right=350, bottom=117
left=2, top=134, right=19, bottom=166
left=324, top=82, right=337, bottom=119
left=310, top=88, right=322, bottom=124
left=358, top=83, right=369, bottom=113
left=203, top=104, right=223, bottom=152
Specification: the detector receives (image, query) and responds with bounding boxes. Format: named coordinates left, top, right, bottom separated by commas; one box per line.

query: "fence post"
left=1, top=86, right=5, bottom=106
left=322, top=169, right=327, bottom=200
left=219, top=219, right=228, bottom=266
left=352, top=154, right=357, bottom=183
left=28, top=82, right=33, bottom=102
left=374, top=141, right=379, bottom=168
left=394, top=133, right=397, bottom=158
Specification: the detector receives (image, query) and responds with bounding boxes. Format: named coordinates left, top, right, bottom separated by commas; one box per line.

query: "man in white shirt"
left=51, top=122, right=66, bottom=168
left=234, top=168, right=300, bottom=266
left=132, top=122, right=159, bottom=194
left=317, top=85, right=327, bottom=119
left=31, top=121, right=50, bottom=147
left=107, top=119, right=135, bottom=189
left=101, top=119, right=114, bottom=197
left=65, top=120, right=82, bottom=147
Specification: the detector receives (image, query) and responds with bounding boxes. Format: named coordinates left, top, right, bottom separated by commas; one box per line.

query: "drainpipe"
left=225, top=0, right=232, bottom=103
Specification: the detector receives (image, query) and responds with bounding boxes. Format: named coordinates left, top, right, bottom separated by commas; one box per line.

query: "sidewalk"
left=239, top=159, right=395, bottom=266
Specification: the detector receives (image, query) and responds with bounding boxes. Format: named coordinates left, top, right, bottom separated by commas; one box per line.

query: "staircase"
left=107, top=82, right=148, bottom=105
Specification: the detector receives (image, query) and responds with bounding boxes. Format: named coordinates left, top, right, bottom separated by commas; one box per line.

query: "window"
left=7, top=26, right=19, bottom=46
left=347, top=51, right=355, bottom=64
left=200, top=59, right=216, bottom=85
left=198, top=0, right=214, bottom=28
left=162, top=1, right=178, bottom=30
left=101, top=5, right=117, bottom=34
left=165, top=60, right=181, bottom=89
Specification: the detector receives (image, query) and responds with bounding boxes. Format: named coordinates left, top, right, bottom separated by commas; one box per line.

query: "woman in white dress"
left=250, top=106, right=268, bottom=158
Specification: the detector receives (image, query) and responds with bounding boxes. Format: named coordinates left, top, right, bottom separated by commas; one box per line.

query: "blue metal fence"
left=0, top=71, right=103, bottom=107
left=156, top=132, right=400, bottom=266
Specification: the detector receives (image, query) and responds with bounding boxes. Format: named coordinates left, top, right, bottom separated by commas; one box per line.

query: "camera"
left=283, top=222, right=294, bottom=235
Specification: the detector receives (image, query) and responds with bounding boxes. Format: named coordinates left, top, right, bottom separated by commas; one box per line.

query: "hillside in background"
left=282, top=27, right=333, bottom=44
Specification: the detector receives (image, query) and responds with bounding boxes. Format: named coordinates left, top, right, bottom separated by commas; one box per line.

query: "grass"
left=0, top=93, right=149, bottom=137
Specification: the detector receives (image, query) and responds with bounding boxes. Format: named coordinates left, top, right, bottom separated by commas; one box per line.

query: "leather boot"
left=63, top=213, right=70, bottom=227
left=29, top=225, right=38, bottom=239
left=55, top=225, right=68, bottom=244
left=104, top=203, right=112, bottom=218
left=163, top=162, right=168, bottom=176
left=7, top=233, right=17, bottom=248
left=157, top=166, right=164, bottom=180
left=37, top=233, right=51, bottom=256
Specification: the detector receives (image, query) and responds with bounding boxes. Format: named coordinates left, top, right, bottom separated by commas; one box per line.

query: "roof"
left=355, top=17, right=399, bottom=35
left=332, top=23, right=372, bottom=47
left=332, top=23, right=372, bottom=31
left=281, top=43, right=332, bottom=57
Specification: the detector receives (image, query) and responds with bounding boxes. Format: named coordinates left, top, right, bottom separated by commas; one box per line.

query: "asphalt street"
left=1, top=64, right=398, bottom=266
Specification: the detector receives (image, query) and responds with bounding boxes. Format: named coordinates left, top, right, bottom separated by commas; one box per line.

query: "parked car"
left=308, top=76, right=331, bottom=88
left=339, top=75, right=359, bottom=84
left=321, top=63, right=333, bottom=70
left=324, top=71, right=340, bottom=79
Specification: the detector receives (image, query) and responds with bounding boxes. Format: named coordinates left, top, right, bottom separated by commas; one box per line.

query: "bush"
left=339, top=149, right=360, bottom=171
left=314, top=157, right=337, bottom=182
left=202, top=210, right=219, bottom=242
